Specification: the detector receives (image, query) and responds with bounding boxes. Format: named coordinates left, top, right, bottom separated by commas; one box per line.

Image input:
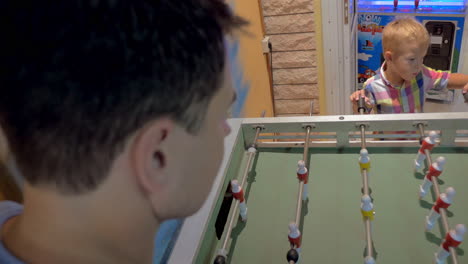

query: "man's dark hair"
left=0, top=0, right=246, bottom=194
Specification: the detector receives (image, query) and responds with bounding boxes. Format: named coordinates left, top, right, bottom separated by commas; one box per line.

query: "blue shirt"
left=0, top=201, right=24, bottom=264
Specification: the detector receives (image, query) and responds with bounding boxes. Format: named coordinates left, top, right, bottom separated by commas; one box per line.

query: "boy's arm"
left=350, top=84, right=375, bottom=114
left=448, top=73, right=468, bottom=94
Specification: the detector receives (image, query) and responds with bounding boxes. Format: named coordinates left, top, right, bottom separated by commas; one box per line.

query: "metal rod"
left=417, top=123, right=425, bottom=138
left=222, top=199, right=240, bottom=251
left=358, top=100, right=367, bottom=150
left=358, top=109, right=373, bottom=260
left=361, top=167, right=373, bottom=262
left=424, top=149, right=433, bottom=171
left=303, top=127, right=311, bottom=164
left=362, top=169, right=369, bottom=196
left=360, top=125, right=366, bottom=150
left=252, top=128, right=261, bottom=147
left=420, top=127, right=458, bottom=264
left=220, top=127, right=261, bottom=252
left=295, top=182, right=304, bottom=228
left=309, top=101, right=314, bottom=116
left=295, top=126, right=311, bottom=226
left=365, top=218, right=373, bottom=258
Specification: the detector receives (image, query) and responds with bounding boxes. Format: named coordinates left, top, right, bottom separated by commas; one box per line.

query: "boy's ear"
left=384, top=51, right=393, bottom=62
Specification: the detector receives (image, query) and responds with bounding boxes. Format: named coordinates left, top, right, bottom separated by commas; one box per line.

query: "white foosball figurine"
left=426, top=187, right=455, bottom=231
left=361, top=195, right=375, bottom=221
left=364, top=255, right=375, bottom=264
left=288, top=222, right=302, bottom=257
left=414, top=131, right=437, bottom=170
left=419, top=156, right=446, bottom=199
left=297, top=160, right=308, bottom=201
left=434, top=224, right=466, bottom=264
left=359, top=148, right=371, bottom=176
left=247, top=147, right=257, bottom=171
left=231, top=180, right=247, bottom=221
left=213, top=248, right=228, bottom=264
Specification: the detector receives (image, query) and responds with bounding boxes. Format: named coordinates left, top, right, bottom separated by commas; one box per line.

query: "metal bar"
left=417, top=123, right=425, bottom=138
left=359, top=105, right=373, bottom=261
left=309, top=101, right=314, bottom=116
left=252, top=129, right=260, bottom=148
left=365, top=219, right=373, bottom=258
left=362, top=169, right=369, bottom=196
left=360, top=125, right=366, bottom=149
left=303, top=127, right=311, bottom=164
left=288, top=125, right=312, bottom=257
left=295, top=126, right=311, bottom=226
left=295, top=182, right=305, bottom=228
left=221, top=200, right=240, bottom=251
left=255, top=139, right=468, bottom=149
left=220, top=127, right=261, bottom=252
left=241, top=112, right=468, bottom=136
left=420, top=126, right=458, bottom=264
left=257, top=132, right=468, bottom=140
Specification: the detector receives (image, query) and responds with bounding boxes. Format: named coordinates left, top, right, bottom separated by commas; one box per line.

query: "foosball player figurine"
left=297, top=160, right=309, bottom=201
left=288, top=222, right=302, bottom=257
left=426, top=187, right=455, bottom=231
left=414, top=131, right=437, bottom=170
left=419, top=156, right=446, bottom=199
left=231, top=179, right=247, bottom=221
left=435, top=224, right=466, bottom=264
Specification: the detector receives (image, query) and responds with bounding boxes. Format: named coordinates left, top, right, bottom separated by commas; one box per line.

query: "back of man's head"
left=0, top=0, right=244, bottom=194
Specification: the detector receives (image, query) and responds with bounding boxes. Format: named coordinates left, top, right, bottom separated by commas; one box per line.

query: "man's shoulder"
left=0, top=201, right=24, bottom=264
left=0, top=201, right=22, bottom=219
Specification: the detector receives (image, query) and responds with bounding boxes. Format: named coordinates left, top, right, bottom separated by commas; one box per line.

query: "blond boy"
left=350, top=17, right=468, bottom=113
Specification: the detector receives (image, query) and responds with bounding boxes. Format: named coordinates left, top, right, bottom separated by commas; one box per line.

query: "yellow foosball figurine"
left=361, top=195, right=375, bottom=221
left=359, top=148, right=371, bottom=172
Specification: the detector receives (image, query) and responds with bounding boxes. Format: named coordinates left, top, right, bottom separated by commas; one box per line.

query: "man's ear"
left=129, top=118, right=174, bottom=195
left=384, top=51, right=393, bottom=62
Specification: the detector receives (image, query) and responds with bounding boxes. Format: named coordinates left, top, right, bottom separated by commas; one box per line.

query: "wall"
left=261, top=0, right=321, bottom=116
left=231, top=0, right=275, bottom=118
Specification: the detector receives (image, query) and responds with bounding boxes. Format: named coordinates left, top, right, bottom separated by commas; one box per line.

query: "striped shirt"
left=363, top=62, right=450, bottom=114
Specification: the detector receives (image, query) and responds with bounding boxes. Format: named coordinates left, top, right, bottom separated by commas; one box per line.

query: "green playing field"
left=198, top=146, right=468, bottom=264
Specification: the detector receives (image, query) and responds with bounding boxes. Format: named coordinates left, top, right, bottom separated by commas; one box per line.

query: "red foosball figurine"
left=231, top=180, right=247, bottom=221
left=414, top=131, right=437, bottom=170
left=297, top=160, right=309, bottom=201
left=426, top=187, right=455, bottom=230
left=419, top=156, right=446, bottom=199
left=435, top=224, right=466, bottom=264
left=288, top=222, right=302, bottom=254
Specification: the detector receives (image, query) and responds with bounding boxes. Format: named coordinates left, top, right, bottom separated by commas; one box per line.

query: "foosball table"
left=168, top=112, right=468, bottom=264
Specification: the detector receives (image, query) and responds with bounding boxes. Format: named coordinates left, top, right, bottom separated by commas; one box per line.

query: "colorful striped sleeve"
left=363, top=78, right=377, bottom=113
left=421, top=65, right=450, bottom=92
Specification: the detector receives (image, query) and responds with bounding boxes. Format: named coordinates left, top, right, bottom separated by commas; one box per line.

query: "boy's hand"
left=350, top=90, right=372, bottom=113
left=463, top=83, right=468, bottom=102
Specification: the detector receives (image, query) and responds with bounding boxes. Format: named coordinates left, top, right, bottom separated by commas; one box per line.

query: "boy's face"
left=390, top=42, right=427, bottom=82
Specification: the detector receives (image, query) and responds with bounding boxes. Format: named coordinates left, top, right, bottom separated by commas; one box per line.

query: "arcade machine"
left=357, top=0, right=467, bottom=101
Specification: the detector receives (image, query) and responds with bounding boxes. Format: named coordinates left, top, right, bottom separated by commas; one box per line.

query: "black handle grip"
left=357, top=96, right=366, bottom=113
left=463, top=92, right=468, bottom=102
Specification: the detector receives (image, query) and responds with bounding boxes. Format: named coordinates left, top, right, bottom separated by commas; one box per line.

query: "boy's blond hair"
left=382, top=17, right=429, bottom=55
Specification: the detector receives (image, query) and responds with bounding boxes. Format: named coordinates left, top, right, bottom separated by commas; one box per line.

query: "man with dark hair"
left=0, top=0, right=245, bottom=263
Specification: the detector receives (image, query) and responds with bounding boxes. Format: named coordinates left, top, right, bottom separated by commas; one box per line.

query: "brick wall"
left=261, top=0, right=319, bottom=116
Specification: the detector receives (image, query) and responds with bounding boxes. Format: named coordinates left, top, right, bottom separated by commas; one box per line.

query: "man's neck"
left=3, top=186, right=159, bottom=264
